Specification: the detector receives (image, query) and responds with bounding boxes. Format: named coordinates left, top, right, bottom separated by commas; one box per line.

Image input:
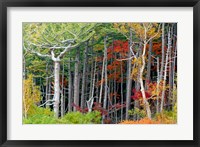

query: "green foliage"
left=128, top=108, right=146, bottom=118
left=154, top=108, right=177, bottom=124
left=23, top=109, right=101, bottom=124
left=23, top=23, right=96, bottom=55
left=23, top=106, right=56, bottom=124
left=59, top=111, right=101, bottom=124
left=23, top=74, right=41, bottom=118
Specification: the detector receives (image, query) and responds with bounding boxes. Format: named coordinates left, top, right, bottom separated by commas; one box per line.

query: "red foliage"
left=71, top=103, right=88, bottom=113
left=131, top=88, right=151, bottom=100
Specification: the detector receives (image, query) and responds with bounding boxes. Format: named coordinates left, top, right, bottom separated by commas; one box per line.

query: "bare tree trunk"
left=156, top=57, right=160, bottom=113
left=73, top=49, right=80, bottom=111
left=89, top=59, right=94, bottom=99
left=81, top=42, right=88, bottom=109
left=68, top=58, right=72, bottom=112
left=47, top=77, right=51, bottom=108
left=87, top=57, right=97, bottom=112
left=160, top=23, right=165, bottom=80
left=85, top=59, right=89, bottom=107
left=140, top=43, right=151, bottom=119
left=120, top=54, right=124, bottom=121
left=145, top=39, right=152, bottom=89
left=168, top=28, right=173, bottom=109
left=23, top=55, right=26, bottom=79
left=114, top=50, right=117, bottom=123
left=61, top=61, right=65, bottom=117
left=160, top=28, right=171, bottom=112
left=45, top=63, right=49, bottom=108
left=125, top=29, right=133, bottom=120
left=96, top=71, right=99, bottom=102
left=134, top=47, right=142, bottom=120
left=54, top=61, right=60, bottom=118
left=103, top=36, right=108, bottom=122
left=99, top=49, right=105, bottom=104
left=172, top=40, right=177, bottom=106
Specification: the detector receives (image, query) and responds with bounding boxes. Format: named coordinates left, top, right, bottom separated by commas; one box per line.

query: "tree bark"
left=172, top=39, right=177, bottom=106
left=54, top=61, right=60, bottom=118
left=145, top=39, right=152, bottom=89
left=45, top=63, right=49, bottom=108
left=160, top=28, right=171, bottom=112
left=156, top=57, right=160, bottom=113
left=61, top=61, right=65, bottom=117
left=68, top=58, right=72, bottom=112
left=103, top=36, right=108, bottom=122
left=140, top=43, right=151, bottom=119
left=125, top=29, right=133, bottom=120
left=73, top=49, right=80, bottom=111
left=160, top=23, right=165, bottom=80
left=81, top=42, right=88, bottom=109
left=120, top=54, right=124, bottom=121
left=99, top=49, right=105, bottom=104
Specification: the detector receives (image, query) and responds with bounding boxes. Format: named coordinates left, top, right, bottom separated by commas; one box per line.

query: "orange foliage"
left=119, top=118, right=160, bottom=124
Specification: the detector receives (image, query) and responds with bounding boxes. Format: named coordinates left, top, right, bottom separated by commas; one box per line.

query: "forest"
left=23, top=22, right=177, bottom=124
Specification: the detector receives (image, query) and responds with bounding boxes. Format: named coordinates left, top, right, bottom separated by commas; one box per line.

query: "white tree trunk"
left=73, top=50, right=80, bottom=111
left=140, top=43, right=151, bottom=119
left=54, top=61, right=60, bottom=118
left=103, top=36, right=108, bottom=122
left=81, top=43, right=88, bottom=109
left=61, top=61, right=65, bottom=117
left=160, top=23, right=165, bottom=80
left=156, top=57, right=160, bottom=113
left=99, top=49, right=105, bottom=104
left=160, top=28, right=171, bottom=112
left=68, top=59, right=72, bottom=112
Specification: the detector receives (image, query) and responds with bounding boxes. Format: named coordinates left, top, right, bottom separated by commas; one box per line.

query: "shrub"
left=59, top=111, right=101, bottom=124
left=23, top=109, right=102, bottom=124
left=119, top=118, right=160, bottom=124
left=23, top=106, right=56, bottom=124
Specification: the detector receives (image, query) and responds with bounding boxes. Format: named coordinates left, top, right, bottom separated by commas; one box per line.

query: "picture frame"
left=0, top=0, right=199, bottom=146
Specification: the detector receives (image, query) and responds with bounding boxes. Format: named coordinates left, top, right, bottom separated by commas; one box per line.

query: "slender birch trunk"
left=54, top=61, right=60, bottom=118
left=73, top=49, right=80, bottom=111
left=61, top=61, right=65, bottom=117
left=99, top=49, right=105, bottom=104
left=160, top=23, right=165, bottom=80
left=103, top=36, right=108, bottom=122
left=45, top=63, right=49, bottom=108
left=140, top=43, right=151, bottom=119
left=160, top=28, right=171, bottom=112
left=89, top=59, right=94, bottom=99
left=145, top=39, right=152, bottom=89
left=81, top=42, right=88, bottom=109
left=172, top=41, right=177, bottom=106
left=68, top=58, right=72, bottom=112
left=120, top=54, right=124, bottom=121
left=156, top=57, right=160, bottom=113
left=125, top=29, right=133, bottom=120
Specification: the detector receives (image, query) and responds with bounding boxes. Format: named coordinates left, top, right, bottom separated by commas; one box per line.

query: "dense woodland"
left=23, top=23, right=177, bottom=124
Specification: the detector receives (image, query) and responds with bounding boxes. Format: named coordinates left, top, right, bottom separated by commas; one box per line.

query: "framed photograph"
left=0, top=0, right=199, bottom=146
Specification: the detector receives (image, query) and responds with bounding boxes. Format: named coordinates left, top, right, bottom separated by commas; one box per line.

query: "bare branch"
left=116, top=56, right=134, bottom=61
left=51, top=50, right=57, bottom=61
left=57, top=44, right=72, bottom=59
left=24, top=44, right=51, bottom=58
left=38, top=99, right=55, bottom=107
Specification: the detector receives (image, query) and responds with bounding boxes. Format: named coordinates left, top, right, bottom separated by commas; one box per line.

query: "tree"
left=129, top=23, right=161, bottom=119
left=23, top=23, right=96, bottom=118
left=23, top=74, right=41, bottom=118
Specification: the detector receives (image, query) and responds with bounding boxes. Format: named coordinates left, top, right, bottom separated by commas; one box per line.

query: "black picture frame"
left=0, top=0, right=199, bottom=146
